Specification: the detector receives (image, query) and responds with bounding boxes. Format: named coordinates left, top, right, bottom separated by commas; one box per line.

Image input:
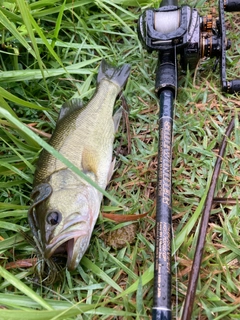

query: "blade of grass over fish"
left=0, top=10, right=36, bottom=58
left=0, top=108, right=124, bottom=207
left=0, top=58, right=101, bottom=82
left=0, top=266, right=53, bottom=310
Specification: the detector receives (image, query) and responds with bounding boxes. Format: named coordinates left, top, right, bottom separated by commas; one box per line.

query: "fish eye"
left=46, top=211, right=62, bottom=226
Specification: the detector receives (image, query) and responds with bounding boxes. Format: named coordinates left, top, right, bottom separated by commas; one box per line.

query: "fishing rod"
left=138, top=0, right=240, bottom=319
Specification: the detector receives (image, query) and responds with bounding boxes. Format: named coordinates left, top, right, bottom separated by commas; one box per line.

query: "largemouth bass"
left=28, top=60, right=131, bottom=270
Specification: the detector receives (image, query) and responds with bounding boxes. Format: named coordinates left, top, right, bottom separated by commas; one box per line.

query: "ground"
left=0, top=0, right=239, bottom=319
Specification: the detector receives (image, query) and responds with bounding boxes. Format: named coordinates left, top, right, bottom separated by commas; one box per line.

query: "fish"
left=28, top=60, right=131, bottom=270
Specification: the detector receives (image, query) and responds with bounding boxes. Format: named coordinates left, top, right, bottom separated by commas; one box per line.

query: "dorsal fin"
left=57, top=99, right=84, bottom=122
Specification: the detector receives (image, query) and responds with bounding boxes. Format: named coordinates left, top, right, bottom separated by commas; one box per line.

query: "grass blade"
left=0, top=107, right=124, bottom=207
left=0, top=10, right=36, bottom=58
left=81, top=257, right=123, bottom=293
left=0, top=58, right=101, bottom=82
left=0, top=266, right=53, bottom=310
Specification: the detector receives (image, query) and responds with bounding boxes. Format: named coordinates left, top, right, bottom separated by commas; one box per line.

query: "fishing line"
left=173, top=44, right=179, bottom=320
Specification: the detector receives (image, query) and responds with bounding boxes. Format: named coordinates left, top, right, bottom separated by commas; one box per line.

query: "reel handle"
left=223, top=80, right=240, bottom=93
left=224, top=0, right=240, bottom=11
left=219, top=0, right=240, bottom=93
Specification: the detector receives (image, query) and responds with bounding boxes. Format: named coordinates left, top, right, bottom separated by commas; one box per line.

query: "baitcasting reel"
left=138, top=0, right=240, bottom=94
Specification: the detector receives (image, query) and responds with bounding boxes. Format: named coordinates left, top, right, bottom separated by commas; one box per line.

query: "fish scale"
left=34, top=79, right=119, bottom=187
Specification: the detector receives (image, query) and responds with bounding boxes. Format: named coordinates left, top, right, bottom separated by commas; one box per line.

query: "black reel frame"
left=139, top=0, right=240, bottom=93
left=138, top=0, right=240, bottom=319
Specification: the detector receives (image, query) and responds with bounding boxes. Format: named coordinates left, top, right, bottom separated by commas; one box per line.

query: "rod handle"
left=224, top=0, right=240, bottom=11
left=152, top=308, right=172, bottom=320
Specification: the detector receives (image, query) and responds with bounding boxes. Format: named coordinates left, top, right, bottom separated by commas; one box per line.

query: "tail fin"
left=97, top=59, right=131, bottom=89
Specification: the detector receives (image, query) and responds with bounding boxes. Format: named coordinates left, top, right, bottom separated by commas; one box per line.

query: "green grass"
left=0, top=0, right=240, bottom=319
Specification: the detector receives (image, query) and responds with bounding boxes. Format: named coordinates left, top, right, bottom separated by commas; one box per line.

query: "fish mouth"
left=45, top=228, right=90, bottom=270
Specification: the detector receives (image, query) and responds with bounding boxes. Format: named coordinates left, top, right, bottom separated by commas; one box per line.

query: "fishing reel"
left=138, top=0, right=240, bottom=94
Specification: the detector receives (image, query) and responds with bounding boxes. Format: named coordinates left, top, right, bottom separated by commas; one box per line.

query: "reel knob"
left=224, top=0, right=240, bottom=11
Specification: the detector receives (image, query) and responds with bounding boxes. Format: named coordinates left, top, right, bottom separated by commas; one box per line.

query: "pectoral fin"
left=113, top=107, right=123, bottom=132
left=107, top=158, right=116, bottom=184
left=81, top=148, right=98, bottom=180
